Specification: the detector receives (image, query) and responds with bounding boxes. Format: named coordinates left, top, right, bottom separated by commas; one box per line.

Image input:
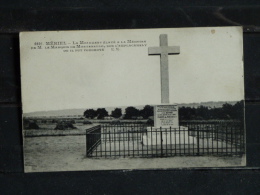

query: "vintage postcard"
left=20, top=27, right=245, bottom=172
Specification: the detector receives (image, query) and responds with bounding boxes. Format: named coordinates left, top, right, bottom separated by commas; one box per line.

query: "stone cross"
left=148, top=34, right=180, bottom=104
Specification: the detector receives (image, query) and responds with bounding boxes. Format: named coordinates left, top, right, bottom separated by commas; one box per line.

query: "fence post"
left=109, top=130, right=111, bottom=157
left=225, top=125, right=228, bottom=155
left=231, top=126, right=233, bottom=154
left=197, top=125, right=200, bottom=155
left=86, top=130, right=88, bottom=156
left=160, top=129, right=163, bottom=157
left=216, top=125, right=219, bottom=155
left=128, top=130, right=130, bottom=156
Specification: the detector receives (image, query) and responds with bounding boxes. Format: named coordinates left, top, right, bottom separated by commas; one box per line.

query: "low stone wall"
left=24, top=125, right=100, bottom=137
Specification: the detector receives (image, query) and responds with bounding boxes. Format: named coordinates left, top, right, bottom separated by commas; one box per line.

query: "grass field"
left=23, top=119, right=245, bottom=172
left=24, top=134, right=245, bottom=172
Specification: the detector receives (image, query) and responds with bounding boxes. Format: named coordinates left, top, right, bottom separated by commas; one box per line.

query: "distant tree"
left=83, top=109, right=97, bottom=119
left=232, top=100, right=244, bottom=122
left=209, top=107, right=221, bottom=119
left=111, top=108, right=122, bottom=118
left=179, top=107, right=196, bottom=120
left=178, top=101, right=244, bottom=121
left=124, top=106, right=140, bottom=119
left=196, top=106, right=210, bottom=120
left=96, top=108, right=109, bottom=119
left=140, top=105, right=154, bottom=119
left=221, top=103, right=234, bottom=119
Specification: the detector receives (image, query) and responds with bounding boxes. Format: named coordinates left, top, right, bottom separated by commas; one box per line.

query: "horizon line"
left=23, top=100, right=243, bottom=114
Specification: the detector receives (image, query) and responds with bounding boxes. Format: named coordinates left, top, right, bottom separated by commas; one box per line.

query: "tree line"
left=84, top=101, right=244, bottom=121
left=83, top=105, right=153, bottom=119
left=179, top=101, right=244, bottom=121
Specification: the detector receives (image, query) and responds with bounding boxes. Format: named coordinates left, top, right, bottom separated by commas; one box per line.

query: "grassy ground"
left=33, top=123, right=100, bottom=130
left=24, top=135, right=246, bottom=173
left=24, top=124, right=98, bottom=137
left=91, top=139, right=243, bottom=158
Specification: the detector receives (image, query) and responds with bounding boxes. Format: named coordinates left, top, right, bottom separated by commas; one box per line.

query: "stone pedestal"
left=143, top=104, right=196, bottom=145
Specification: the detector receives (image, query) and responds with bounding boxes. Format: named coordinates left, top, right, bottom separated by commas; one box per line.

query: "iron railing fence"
left=180, top=121, right=244, bottom=144
left=86, top=122, right=245, bottom=158
left=86, top=125, right=101, bottom=156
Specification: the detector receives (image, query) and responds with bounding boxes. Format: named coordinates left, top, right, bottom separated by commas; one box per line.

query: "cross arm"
left=166, top=46, right=180, bottom=54
left=148, top=47, right=161, bottom=55
left=148, top=46, right=180, bottom=55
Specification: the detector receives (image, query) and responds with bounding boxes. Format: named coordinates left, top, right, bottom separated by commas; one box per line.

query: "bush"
left=83, top=120, right=92, bottom=125
left=23, top=119, right=40, bottom=130
left=54, top=121, right=77, bottom=130
left=146, top=118, right=154, bottom=126
left=135, top=121, right=144, bottom=124
left=110, top=120, right=121, bottom=125
left=69, top=119, right=76, bottom=124
left=52, top=119, right=58, bottom=123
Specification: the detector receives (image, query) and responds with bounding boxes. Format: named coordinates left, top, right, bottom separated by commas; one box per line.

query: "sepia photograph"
left=20, top=27, right=245, bottom=172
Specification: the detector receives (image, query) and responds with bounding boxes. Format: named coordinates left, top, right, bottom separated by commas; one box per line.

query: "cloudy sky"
left=20, top=27, right=244, bottom=113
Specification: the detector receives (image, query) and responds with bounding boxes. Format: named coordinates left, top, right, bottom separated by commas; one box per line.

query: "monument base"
left=143, top=126, right=196, bottom=146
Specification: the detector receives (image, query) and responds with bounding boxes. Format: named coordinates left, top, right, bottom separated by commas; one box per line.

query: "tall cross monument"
left=148, top=34, right=180, bottom=104
left=144, top=36, right=191, bottom=146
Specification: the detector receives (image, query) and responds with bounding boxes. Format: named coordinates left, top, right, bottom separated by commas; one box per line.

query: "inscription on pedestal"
left=154, top=105, right=179, bottom=128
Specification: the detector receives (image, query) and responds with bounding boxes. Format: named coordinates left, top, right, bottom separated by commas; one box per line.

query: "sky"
left=20, top=27, right=244, bottom=113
